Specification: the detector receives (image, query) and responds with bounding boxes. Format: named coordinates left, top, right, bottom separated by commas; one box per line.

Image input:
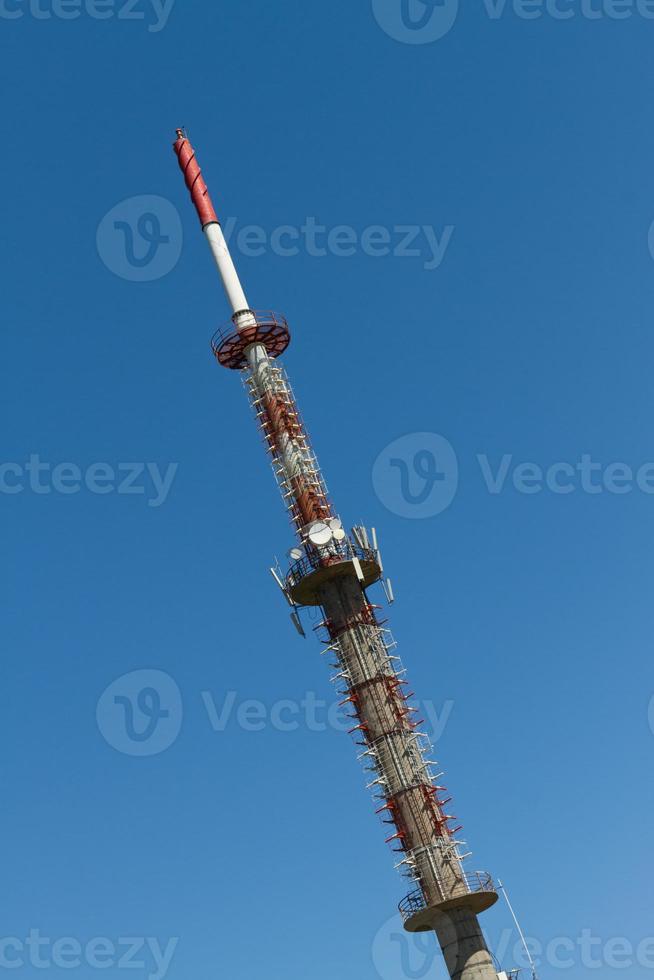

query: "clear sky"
left=3, top=1, right=654, bottom=979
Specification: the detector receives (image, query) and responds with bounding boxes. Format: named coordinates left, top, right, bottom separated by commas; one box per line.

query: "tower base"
left=400, top=881, right=499, bottom=980
left=433, top=907, right=499, bottom=980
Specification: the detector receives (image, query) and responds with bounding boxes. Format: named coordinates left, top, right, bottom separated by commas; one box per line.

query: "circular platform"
left=286, top=551, right=382, bottom=606
left=211, top=310, right=290, bottom=370
left=403, top=890, right=498, bottom=933
left=399, top=875, right=499, bottom=933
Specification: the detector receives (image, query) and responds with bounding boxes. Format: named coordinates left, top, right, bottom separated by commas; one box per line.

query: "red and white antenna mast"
left=173, top=130, right=504, bottom=980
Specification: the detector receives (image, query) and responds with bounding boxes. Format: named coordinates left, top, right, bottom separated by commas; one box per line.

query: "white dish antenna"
left=288, top=547, right=304, bottom=561
left=308, top=521, right=333, bottom=546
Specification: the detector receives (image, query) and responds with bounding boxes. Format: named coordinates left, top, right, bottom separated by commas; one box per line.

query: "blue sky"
left=3, top=1, right=654, bottom=978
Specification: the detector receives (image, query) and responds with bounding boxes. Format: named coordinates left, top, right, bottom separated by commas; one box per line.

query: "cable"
left=498, top=879, right=539, bottom=980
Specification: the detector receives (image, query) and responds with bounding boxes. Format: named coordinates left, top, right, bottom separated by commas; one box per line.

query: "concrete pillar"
left=433, top=908, right=498, bottom=980
left=318, top=572, right=498, bottom=980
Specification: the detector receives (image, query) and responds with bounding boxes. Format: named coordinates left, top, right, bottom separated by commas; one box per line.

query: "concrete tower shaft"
left=172, top=131, right=501, bottom=980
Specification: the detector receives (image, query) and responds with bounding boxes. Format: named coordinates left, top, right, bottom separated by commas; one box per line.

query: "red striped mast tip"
left=171, top=130, right=219, bottom=227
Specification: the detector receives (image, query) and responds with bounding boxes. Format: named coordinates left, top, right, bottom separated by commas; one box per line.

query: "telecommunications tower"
left=173, top=130, right=514, bottom=980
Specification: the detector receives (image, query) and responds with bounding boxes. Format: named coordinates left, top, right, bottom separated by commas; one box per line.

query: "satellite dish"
left=329, top=518, right=343, bottom=531
left=332, top=528, right=346, bottom=542
left=308, top=521, right=332, bottom=546
left=288, top=547, right=303, bottom=561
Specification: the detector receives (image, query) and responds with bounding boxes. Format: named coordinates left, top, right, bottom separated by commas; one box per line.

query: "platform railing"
left=399, top=871, right=496, bottom=922
left=210, top=310, right=289, bottom=353
left=211, top=310, right=291, bottom=370
left=286, top=542, right=377, bottom=590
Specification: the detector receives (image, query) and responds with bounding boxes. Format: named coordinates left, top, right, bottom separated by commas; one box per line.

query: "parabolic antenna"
left=332, top=528, right=346, bottom=542
left=308, top=521, right=332, bottom=546
left=328, top=518, right=343, bottom=531
left=289, top=547, right=304, bottom=561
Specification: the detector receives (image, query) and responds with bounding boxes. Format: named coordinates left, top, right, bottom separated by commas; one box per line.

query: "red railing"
left=211, top=310, right=289, bottom=361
